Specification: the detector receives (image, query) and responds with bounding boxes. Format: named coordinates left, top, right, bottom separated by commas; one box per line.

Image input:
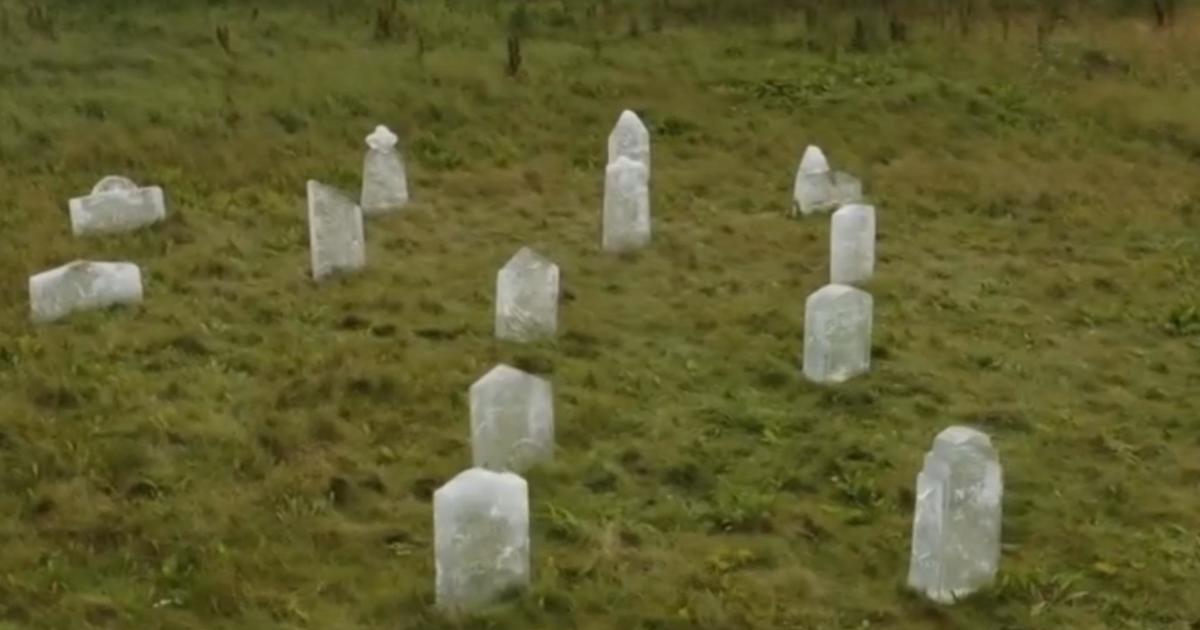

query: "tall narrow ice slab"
left=469, top=364, right=554, bottom=473
left=907, top=426, right=1003, bottom=604
left=68, top=175, right=166, bottom=236
left=607, top=109, right=650, bottom=177
left=802, top=283, right=872, bottom=384
left=29, top=260, right=144, bottom=323
left=307, top=180, right=366, bottom=281
left=495, top=247, right=559, bottom=342
left=360, top=124, right=409, bottom=216
left=792, top=145, right=834, bottom=216
left=434, top=468, right=530, bottom=614
left=602, top=156, right=651, bottom=253
left=830, top=204, right=876, bottom=285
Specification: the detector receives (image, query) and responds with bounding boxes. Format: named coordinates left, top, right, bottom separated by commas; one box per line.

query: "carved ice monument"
left=830, top=204, right=876, bottom=285
left=360, top=124, right=409, bottom=216
left=802, top=283, right=872, bottom=383
left=434, top=468, right=530, bottom=613
left=495, top=247, right=559, bottom=342
left=68, top=175, right=166, bottom=236
left=602, top=156, right=651, bottom=253
left=307, top=180, right=366, bottom=281
left=469, top=364, right=554, bottom=473
left=607, top=109, right=650, bottom=177
left=907, top=426, right=1003, bottom=604
left=29, top=260, right=143, bottom=323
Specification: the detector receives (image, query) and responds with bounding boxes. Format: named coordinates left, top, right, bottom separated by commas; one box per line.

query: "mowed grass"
left=0, top=2, right=1198, bottom=628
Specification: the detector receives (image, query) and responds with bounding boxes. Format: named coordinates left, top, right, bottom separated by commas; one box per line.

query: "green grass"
left=1, top=2, right=1199, bottom=628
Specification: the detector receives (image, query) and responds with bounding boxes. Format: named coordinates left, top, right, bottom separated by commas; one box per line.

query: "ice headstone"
left=832, top=170, right=863, bottom=205
left=469, top=364, right=554, bottom=472
left=495, top=247, right=559, bottom=342
left=830, top=204, right=876, bottom=285
left=434, top=468, right=530, bottom=613
left=360, top=124, right=409, bottom=216
left=602, top=156, right=651, bottom=253
left=68, top=175, right=166, bottom=236
left=607, top=109, right=650, bottom=177
left=792, top=145, right=835, bottom=216
left=907, top=426, right=1003, bottom=604
left=802, top=283, right=872, bottom=384
left=307, top=180, right=366, bottom=281
left=29, top=260, right=143, bottom=323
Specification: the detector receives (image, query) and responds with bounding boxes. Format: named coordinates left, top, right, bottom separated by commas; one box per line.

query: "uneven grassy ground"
left=0, top=2, right=1198, bottom=629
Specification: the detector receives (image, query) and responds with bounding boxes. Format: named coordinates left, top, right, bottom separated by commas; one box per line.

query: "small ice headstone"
left=830, top=204, right=876, bottom=285
left=434, top=468, right=530, bottom=614
left=68, top=175, right=166, bottom=236
left=469, top=364, right=554, bottom=473
left=360, top=124, right=409, bottom=216
left=832, top=170, right=863, bottom=205
left=602, top=156, right=651, bottom=253
left=802, top=283, right=872, bottom=384
left=29, top=260, right=143, bottom=323
left=495, top=247, right=559, bottom=342
left=792, top=145, right=835, bottom=216
left=607, top=109, right=650, bottom=177
left=907, top=426, right=1003, bottom=604
left=307, top=180, right=366, bottom=281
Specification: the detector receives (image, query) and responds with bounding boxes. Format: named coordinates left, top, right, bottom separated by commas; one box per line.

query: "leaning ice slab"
left=29, top=260, right=143, bottom=323
left=360, top=124, right=409, bottom=216
left=830, top=204, right=876, bottom=285
left=307, top=180, right=366, bottom=281
left=495, top=247, right=559, bottom=342
left=68, top=175, right=166, bottom=236
left=802, top=283, right=873, bottom=384
left=469, top=364, right=554, bottom=473
left=832, top=170, right=863, bottom=206
left=607, top=109, right=650, bottom=176
left=434, top=468, right=530, bottom=614
left=602, top=156, right=651, bottom=253
left=907, top=426, right=1003, bottom=605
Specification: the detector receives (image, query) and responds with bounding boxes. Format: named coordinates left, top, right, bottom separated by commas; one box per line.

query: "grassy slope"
left=0, top=3, right=1198, bottom=629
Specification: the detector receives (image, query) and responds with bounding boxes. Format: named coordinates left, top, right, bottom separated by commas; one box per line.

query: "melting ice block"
left=802, top=283, right=872, bottom=383
left=360, top=124, right=409, bottom=215
left=29, top=260, right=143, bottom=323
left=434, top=468, right=530, bottom=613
left=307, top=180, right=366, bottom=281
left=68, top=175, right=166, bottom=236
left=907, top=426, right=1003, bottom=604
left=602, top=156, right=651, bottom=253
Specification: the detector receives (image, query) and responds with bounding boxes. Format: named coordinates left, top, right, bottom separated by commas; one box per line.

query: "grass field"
left=0, top=1, right=1198, bottom=628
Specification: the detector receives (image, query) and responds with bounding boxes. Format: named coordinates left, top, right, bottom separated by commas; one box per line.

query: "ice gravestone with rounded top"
left=495, top=247, right=559, bottom=342
left=29, top=260, right=143, bottom=323
left=602, top=156, right=651, bottom=253
left=907, top=426, right=1003, bottom=604
left=607, top=109, right=650, bottom=177
left=802, top=283, right=872, bottom=383
left=830, top=204, right=876, bottom=285
left=307, top=180, right=366, bottom=281
left=434, top=468, right=530, bottom=614
left=360, top=124, right=409, bottom=216
left=469, top=364, right=554, bottom=473
left=68, top=175, right=166, bottom=236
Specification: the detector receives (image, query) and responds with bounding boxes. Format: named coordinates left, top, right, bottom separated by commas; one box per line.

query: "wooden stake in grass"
left=24, top=3, right=55, bottom=40
left=506, top=5, right=528, bottom=78
left=216, top=24, right=233, bottom=56
left=506, top=35, right=522, bottom=77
